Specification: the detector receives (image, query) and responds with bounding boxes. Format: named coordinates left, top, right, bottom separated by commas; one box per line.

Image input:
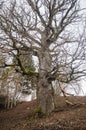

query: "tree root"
left=65, top=99, right=74, bottom=106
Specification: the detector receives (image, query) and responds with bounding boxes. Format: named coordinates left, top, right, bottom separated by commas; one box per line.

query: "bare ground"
left=0, top=96, right=86, bottom=130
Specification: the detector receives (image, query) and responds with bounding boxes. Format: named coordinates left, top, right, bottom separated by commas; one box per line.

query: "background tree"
left=0, top=66, right=21, bottom=108
left=0, top=0, right=86, bottom=114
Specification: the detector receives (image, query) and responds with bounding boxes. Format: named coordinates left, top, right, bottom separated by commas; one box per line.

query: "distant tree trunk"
left=37, top=47, right=55, bottom=114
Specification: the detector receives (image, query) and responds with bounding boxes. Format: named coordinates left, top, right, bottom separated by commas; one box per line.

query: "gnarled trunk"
left=37, top=79, right=55, bottom=114
left=37, top=47, right=55, bottom=114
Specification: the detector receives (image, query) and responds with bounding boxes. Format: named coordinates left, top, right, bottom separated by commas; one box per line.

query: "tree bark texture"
left=37, top=79, right=55, bottom=114
left=37, top=48, right=55, bottom=114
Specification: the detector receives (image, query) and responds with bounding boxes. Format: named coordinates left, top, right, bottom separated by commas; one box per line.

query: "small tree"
left=0, top=0, right=86, bottom=114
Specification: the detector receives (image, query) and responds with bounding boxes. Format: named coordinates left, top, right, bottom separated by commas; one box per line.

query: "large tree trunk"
left=37, top=47, right=55, bottom=114
left=37, top=79, right=55, bottom=114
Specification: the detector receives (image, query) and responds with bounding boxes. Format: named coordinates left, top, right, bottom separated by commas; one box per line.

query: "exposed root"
left=65, top=99, right=74, bottom=106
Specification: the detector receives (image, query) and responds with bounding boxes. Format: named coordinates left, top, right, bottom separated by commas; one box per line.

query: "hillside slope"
left=0, top=96, right=86, bottom=130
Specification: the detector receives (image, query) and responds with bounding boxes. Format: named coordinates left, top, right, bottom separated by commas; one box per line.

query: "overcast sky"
left=1, top=0, right=86, bottom=96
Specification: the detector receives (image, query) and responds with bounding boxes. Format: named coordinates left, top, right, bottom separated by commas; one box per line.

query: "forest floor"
left=0, top=96, right=86, bottom=130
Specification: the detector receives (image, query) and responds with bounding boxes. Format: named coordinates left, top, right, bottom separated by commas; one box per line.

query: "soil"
left=0, top=96, right=86, bottom=130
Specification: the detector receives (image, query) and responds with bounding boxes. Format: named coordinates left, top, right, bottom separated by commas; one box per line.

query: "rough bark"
left=37, top=79, right=55, bottom=114
left=37, top=47, right=55, bottom=114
